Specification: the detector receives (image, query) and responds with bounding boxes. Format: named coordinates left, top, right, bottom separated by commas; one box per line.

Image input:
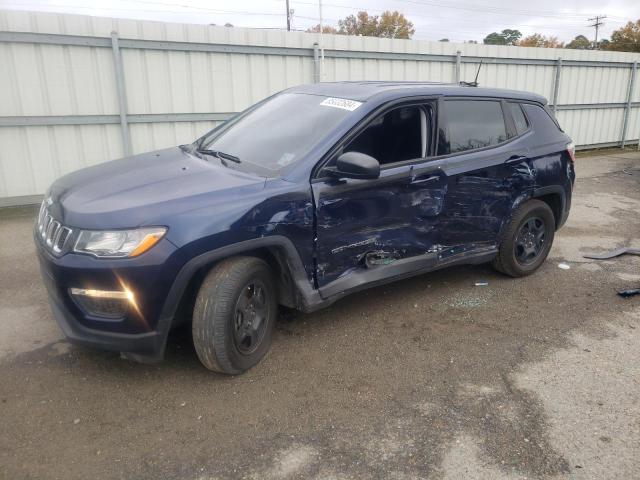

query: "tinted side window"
left=522, top=103, right=564, bottom=138
left=437, top=100, right=507, bottom=155
left=346, top=106, right=423, bottom=165
left=507, top=102, right=529, bottom=135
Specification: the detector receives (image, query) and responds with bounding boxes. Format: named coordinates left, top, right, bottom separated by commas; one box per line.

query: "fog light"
left=69, top=288, right=134, bottom=319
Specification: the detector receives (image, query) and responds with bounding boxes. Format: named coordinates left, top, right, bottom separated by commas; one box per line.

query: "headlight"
left=74, top=227, right=167, bottom=258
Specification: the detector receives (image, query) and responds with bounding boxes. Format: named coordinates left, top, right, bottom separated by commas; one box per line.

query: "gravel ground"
left=0, top=151, right=639, bottom=480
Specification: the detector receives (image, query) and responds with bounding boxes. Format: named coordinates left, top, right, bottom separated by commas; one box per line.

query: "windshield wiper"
left=196, top=148, right=241, bottom=164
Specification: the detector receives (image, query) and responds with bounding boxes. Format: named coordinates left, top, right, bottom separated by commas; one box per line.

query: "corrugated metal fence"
left=1, top=9, right=640, bottom=206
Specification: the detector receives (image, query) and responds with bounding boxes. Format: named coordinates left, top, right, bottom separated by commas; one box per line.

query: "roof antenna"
left=460, top=60, right=482, bottom=87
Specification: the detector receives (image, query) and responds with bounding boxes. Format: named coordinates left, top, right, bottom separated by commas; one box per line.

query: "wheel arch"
left=532, top=186, right=566, bottom=229
left=159, top=237, right=321, bottom=332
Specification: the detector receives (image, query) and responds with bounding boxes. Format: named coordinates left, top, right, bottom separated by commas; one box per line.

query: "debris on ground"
left=475, top=281, right=489, bottom=286
left=558, top=263, right=571, bottom=270
left=583, top=247, right=640, bottom=260
left=618, top=288, right=640, bottom=299
left=446, top=293, right=490, bottom=308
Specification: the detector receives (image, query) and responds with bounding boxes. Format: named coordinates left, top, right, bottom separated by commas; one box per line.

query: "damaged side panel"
left=312, top=140, right=537, bottom=298
left=312, top=163, right=446, bottom=290
left=437, top=151, right=536, bottom=259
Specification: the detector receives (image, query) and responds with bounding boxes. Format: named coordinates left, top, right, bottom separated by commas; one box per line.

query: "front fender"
left=158, top=236, right=322, bottom=332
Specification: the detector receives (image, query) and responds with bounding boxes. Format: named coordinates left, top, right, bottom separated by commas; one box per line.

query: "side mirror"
left=328, top=152, right=380, bottom=180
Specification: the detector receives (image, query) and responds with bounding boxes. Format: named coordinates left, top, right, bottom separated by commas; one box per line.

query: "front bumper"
left=35, top=231, right=183, bottom=361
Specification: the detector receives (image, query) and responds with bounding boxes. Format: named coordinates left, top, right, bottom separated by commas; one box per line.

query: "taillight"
left=566, top=142, right=576, bottom=162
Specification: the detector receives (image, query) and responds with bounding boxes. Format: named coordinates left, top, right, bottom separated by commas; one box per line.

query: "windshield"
left=197, top=93, right=359, bottom=176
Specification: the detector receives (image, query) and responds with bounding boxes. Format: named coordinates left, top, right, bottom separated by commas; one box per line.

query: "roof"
left=289, top=81, right=548, bottom=104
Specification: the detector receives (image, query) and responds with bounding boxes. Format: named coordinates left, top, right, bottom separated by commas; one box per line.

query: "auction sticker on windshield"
left=320, top=97, right=363, bottom=111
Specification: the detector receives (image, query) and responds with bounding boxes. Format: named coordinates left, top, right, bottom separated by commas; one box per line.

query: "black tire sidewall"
left=506, top=203, right=555, bottom=275
left=193, top=257, right=277, bottom=374
left=222, top=264, right=277, bottom=372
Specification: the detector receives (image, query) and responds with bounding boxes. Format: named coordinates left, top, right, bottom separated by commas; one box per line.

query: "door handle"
left=506, top=155, right=528, bottom=165
left=411, top=175, right=439, bottom=185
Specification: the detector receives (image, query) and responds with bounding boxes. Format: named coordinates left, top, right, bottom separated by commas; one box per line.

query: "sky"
left=1, top=0, right=639, bottom=44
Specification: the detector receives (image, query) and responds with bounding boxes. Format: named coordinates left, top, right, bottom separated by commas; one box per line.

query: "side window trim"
left=420, top=108, right=427, bottom=158
left=501, top=100, right=517, bottom=139
left=312, top=98, right=438, bottom=180
left=505, top=101, right=532, bottom=138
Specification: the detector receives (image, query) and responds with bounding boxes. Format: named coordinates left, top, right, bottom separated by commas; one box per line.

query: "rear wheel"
left=492, top=200, right=555, bottom=277
left=192, top=257, right=277, bottom=374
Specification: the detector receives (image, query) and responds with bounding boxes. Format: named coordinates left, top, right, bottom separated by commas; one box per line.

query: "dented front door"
left=312, top=162, right=448, bottom=296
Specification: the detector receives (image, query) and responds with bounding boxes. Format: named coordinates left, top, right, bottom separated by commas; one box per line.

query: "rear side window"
left=507, top=102, right=529, bottom=135
left=522, top=103, right=564, bottom=137
left=437, top=100, right=508, bottom=155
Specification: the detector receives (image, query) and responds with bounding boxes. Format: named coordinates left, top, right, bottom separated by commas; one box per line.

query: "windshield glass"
left=197, top=93, right=359, bottom=176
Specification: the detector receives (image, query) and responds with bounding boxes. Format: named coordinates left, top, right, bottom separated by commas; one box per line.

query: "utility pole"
left=318, top=0, right=324, bottom=80
left=286, top=0, right=291, bottom=31
left=588, top=15, right=606, bottom=50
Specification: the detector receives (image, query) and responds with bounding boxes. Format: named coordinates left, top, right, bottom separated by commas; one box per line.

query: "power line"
left=3, top=1, right=630, bottom=44
left=289, top=0, right=602, bottom=20
left=387, top=0, right=603, bottom=20
left=2, top=2, right=286, bottom=17
left=288, top=0, right=601, bottom=27
left=588, top=15, right=606, bottom=49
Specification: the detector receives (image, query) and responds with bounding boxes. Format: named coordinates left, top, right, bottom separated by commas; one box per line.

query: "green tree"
left=377, top=11, right=415, bottom=39
left=599, top=38, right=611, bottom=49
left=306, top=24, right=339, bottom=34
left=439, top=38, right=450, bottom=42
left=483, top=29, right=522, bottom=45
left=483, top=32, right=505, bottom=45
left=337, top=10, right=415, bottom=39
left=338, top=11, right=378, bottom=37
left=518, top=33, right=563, bottom=48
left=565, top=35, right=591, bottom=49
left=605, top=20, right=640, bottom=52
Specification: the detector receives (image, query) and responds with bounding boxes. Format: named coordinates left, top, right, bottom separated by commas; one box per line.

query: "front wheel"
left=492, top=199, right=556, bottom=277
left=192, top=257, right=277, bottom=374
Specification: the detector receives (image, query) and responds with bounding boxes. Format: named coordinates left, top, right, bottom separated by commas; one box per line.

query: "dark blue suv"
left=35, top=82, right=575, bottom=374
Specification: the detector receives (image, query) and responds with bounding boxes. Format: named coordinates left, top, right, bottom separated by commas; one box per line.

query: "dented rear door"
left=433, top=98, right=535, bottom=259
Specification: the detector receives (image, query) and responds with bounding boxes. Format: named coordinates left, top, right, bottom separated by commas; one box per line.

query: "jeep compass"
left=35, top=82, right=575, bottom=374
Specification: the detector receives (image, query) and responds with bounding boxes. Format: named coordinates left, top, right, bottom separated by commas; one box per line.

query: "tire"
left=492, top=199, right=556, bottom=277
left=192, top=257, right=277, bottom=374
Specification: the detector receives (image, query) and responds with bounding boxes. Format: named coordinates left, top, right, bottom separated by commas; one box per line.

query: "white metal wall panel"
left=0, top=124, right=122, bottom=198
left=556, top=108, right=626, bottom=146
left=628, top=108, right=640, bottom=144
left=1, top=9, right=639, bottom=204
left=459, top=63, right=556, bottom=100
left=0, top=43, right=118, bottom=117
left=560, top=66, right=631, bottom=104
left=129, top=121, right=218, bottom=155
left=632, top=69, right=640, bottom=103
left=122, top=49, right=313, bottom=115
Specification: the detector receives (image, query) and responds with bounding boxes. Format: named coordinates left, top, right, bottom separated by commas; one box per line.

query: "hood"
left=47, top=147, right=267, bottom=229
